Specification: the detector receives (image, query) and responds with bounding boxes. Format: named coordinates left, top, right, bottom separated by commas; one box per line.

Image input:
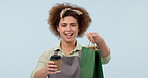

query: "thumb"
left=85, top=32, right=90, bottom=39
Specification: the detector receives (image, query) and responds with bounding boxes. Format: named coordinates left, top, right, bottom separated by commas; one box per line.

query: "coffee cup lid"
left=50, top=55, right=61, bottom=60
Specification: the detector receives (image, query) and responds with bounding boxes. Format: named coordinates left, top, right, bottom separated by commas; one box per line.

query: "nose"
left=66, top=25, right=72, bottom=31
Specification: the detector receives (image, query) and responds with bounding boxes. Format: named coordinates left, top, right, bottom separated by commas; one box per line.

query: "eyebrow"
left=61, top=23, right=77, bottom=24
left=70, top=23, right=77, bottom=25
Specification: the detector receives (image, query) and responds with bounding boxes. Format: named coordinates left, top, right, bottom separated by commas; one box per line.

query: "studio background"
left=0, top=0, right=148, bottom=78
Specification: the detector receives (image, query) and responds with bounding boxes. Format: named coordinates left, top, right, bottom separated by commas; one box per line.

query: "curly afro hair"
left=48, top=3, right=91, bottom=37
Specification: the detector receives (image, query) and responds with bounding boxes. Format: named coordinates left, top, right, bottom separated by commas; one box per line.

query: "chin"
left=64, top=38, right=76, bottom=43
left=66, top=39, right=74, bottom=42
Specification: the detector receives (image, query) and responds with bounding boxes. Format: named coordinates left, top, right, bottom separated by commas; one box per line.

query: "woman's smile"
left=57, top=16, right=79, bottom=42
left=65, top=32, right=74, bottom=39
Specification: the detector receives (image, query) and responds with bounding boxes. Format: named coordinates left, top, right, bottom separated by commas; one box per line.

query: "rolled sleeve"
left=101, top=52, right=111, bottom=64
left=30, top=70, right=36, bottom=78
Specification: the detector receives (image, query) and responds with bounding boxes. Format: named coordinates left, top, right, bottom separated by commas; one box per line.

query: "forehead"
left=59, top=16, right=78, bottom=23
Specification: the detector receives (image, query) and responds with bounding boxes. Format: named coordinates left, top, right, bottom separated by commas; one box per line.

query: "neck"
left=61, top=40, right=76, bottom=50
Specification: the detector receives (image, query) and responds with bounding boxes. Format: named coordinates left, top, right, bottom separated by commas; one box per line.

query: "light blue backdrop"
left=0, top=0, right=148, bottom=78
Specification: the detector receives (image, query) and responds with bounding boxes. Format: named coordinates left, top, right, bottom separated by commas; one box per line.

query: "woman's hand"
left=34, top=61, right=57, bottom=78
left=86, top=32, right=104, bottom=45
left=86, top=32, right=110, bottom=58
left=45, top=61, right=58, bottom=74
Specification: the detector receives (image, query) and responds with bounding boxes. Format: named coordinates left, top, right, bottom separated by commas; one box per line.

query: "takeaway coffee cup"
left=50, top=55, right=62, bottom=73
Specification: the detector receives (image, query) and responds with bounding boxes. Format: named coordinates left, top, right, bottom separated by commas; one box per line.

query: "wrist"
left=96, top=39, right=105, bottom=47
left=42, top=67, right=49, bottom=75
left=35, top=67, right=48, bottom=77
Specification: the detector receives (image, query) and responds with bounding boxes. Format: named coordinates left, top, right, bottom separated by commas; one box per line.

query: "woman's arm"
left=86, top=32, right=111, bottom=60
left=34, top=61, right=57, bottom=78
left=30, top=51, right=57, bottom=78
left=96, top=39, right=110, bottom=58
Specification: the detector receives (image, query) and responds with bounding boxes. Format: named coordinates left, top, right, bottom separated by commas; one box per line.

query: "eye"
left=61, top=24, right=66, bottom=27
left=72, top=24, right=76, bottom=26
left=71, top=23, right=77, bottom=27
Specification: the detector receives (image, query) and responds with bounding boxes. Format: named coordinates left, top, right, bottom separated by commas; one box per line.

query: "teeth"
left=65, top=33, right=73, bottom=36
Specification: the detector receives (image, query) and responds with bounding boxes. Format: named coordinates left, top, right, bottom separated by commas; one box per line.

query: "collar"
left=53, top=40, right=82, bottom=51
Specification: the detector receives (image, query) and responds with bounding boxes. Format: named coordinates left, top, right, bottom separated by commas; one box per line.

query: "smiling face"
left=57, top=16, right=79, bottom=43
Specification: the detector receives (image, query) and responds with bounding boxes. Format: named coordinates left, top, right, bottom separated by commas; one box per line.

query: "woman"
left=30, top=3, right=111, bottom=78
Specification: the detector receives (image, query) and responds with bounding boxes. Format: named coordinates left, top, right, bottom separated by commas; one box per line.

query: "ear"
left=78, top=28, right=80, bottom=32
left=57, top=26, right=60, bottom=32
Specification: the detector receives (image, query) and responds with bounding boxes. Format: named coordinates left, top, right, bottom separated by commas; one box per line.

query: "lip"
left=65, top=33, right=73, bottom=36
left=65, top=33, right=73, bottom=39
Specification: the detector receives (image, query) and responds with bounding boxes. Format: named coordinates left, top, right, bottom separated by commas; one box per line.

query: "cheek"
left=58, top=27, right=65, bottom=32
left=73, top=28, right=79, bottom=35
left=76, top=27, right=79, bottom=33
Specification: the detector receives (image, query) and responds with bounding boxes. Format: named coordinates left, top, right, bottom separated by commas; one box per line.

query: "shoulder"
left=39, top=47, right=56, bottom=59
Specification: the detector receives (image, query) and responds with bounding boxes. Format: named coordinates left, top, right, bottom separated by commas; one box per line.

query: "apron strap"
left=54, top=49, right=60, bottom=55
left=53, top=49, right=82, bottom=57
left=76, top=50, right=81, bottom=58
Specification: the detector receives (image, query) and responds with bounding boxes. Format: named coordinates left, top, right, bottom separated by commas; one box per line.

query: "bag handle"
left=87, top=34, right=97, bottom=50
